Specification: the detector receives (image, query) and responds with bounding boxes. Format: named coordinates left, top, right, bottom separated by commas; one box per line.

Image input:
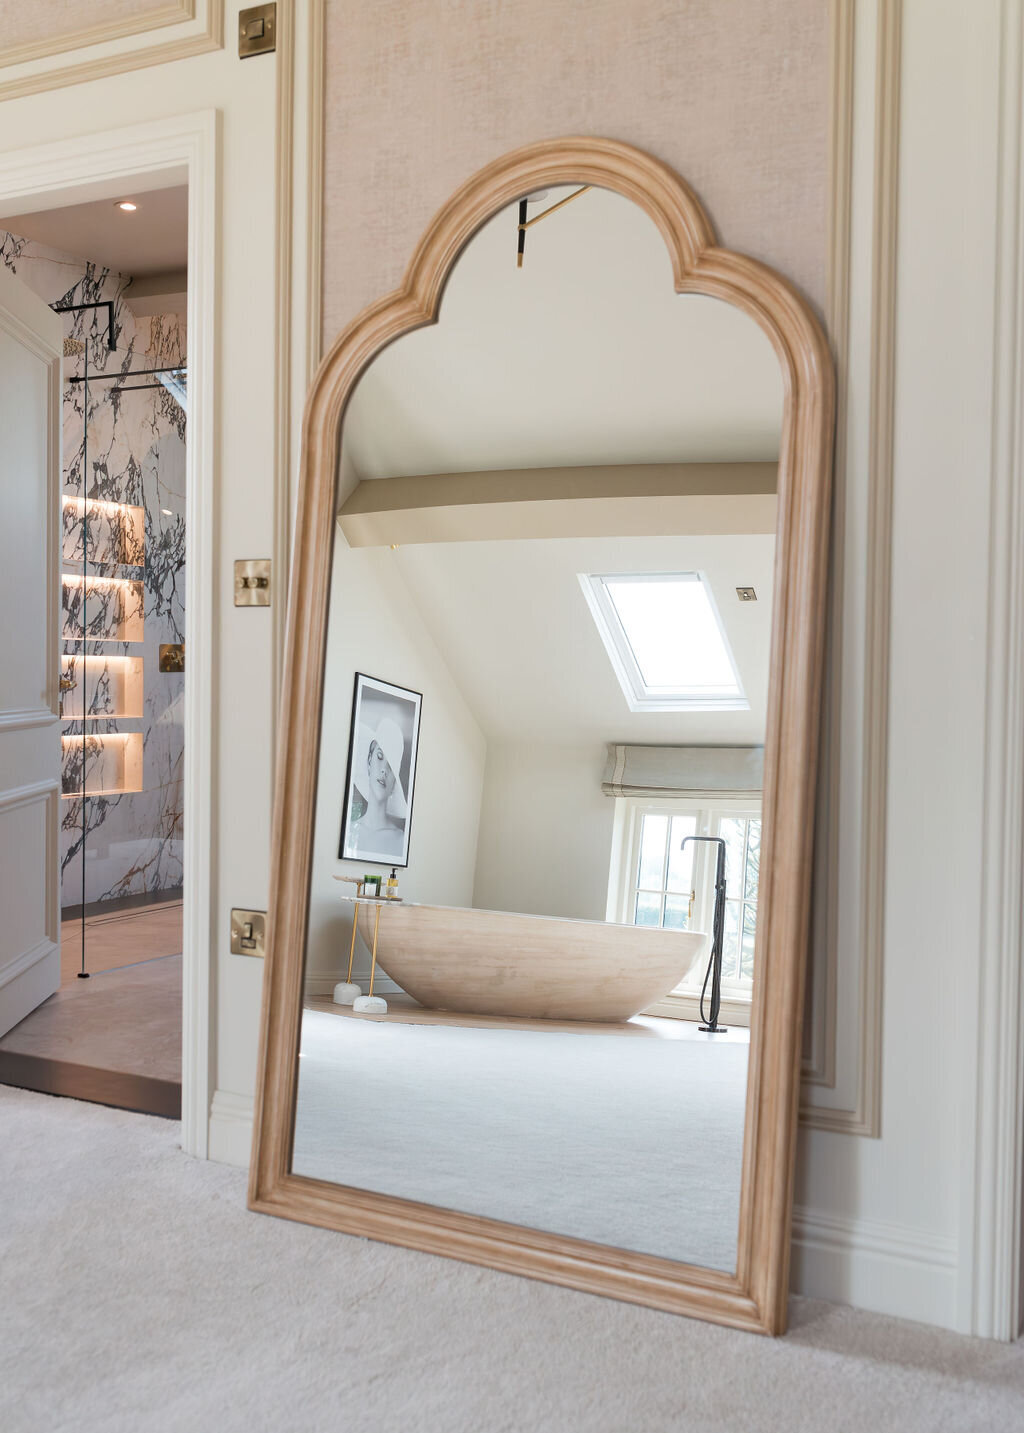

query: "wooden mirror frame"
left=249, top=137, right=834, bottom=1336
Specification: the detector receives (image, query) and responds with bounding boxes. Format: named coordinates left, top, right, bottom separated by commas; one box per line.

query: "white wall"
left=305, top=540, right=486, bottom=990
left=472, top=741, right=614, bottom=921
left=790, top=0, right=1004, bottom=1332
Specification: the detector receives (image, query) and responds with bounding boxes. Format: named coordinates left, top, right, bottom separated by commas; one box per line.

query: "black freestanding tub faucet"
left=679, top=835, right=729, bottom=1033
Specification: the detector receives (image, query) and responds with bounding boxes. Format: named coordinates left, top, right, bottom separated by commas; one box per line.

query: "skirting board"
left=790, top=1207, right=958, bottom=1329
left=208, top=1089, right=258, bottom=1169
left=210, top=1087, right=957, bottom=1328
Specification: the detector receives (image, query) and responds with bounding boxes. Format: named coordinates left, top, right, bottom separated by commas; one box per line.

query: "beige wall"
left=306, top=540, right=487, bottom=989
left=473, top=741, right=615, bottom=923
left=321, top=0, right=830, bottom=346
left=1, top=0, right=176, bottom=57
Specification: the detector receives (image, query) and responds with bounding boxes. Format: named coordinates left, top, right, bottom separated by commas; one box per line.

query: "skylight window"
left=580, top=572, right=747, bottom=713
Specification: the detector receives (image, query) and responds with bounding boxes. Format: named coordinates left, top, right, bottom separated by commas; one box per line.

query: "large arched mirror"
left=251, top=139, right=833, bottom=1336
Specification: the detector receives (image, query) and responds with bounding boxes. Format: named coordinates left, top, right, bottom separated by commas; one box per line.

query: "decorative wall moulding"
left=0, top=0, right=222, bottom=103
left=969, top=0, right=1024, bottom=1343
left=799, top=0, right=899, bottom=1138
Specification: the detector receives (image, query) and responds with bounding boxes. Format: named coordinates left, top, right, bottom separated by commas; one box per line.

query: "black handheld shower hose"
left=679, top=835, right=728, bottom=1033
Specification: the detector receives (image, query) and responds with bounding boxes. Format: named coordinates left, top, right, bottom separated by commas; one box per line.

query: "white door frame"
left=0, top=110, right=218, bottom=1156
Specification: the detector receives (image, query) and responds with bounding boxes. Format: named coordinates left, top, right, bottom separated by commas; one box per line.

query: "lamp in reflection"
left=516, top=186, right=591, bottom=268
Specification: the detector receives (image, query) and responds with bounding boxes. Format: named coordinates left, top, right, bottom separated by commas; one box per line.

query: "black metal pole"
left=79, top=336, right=89, bottom=978
left=67, top=364, right=186, bottom=384
left=50, top=297, right=117, bottom=975
left=680, top=835, right=728, bottom=1032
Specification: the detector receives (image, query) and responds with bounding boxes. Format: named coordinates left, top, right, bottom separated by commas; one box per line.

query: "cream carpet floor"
left=293, top=1011, right=747, bottom=1272
left=4, top=1085, right=1024, bottom=1433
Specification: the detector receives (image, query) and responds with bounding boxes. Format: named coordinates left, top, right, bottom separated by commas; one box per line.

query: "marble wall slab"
left=1, top=231, right=187, bottom=910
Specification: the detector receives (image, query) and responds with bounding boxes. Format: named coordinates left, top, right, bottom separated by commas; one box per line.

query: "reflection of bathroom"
left=294, top=187, right=780, bottom=1270
left=0, top=187, right=187, bottom=1116
left=309, top=532, right=770, bottom=1024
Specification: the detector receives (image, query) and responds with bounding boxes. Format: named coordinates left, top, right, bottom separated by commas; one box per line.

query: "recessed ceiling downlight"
left=115, top=200, right=138, bottom=212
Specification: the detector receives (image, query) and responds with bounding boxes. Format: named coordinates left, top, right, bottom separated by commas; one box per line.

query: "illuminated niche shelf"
left=60, top=491, right=146, bottom=803
left=62, top=494, right=145, bottom=569
left=61, top=731, right=143, bottom=798
left=59, top=653, right=144, bottom=721
left=61, top=572, right=145, bottom=643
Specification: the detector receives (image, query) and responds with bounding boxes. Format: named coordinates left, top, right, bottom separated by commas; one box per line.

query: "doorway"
left=0, top=159, right=201, bottom=1123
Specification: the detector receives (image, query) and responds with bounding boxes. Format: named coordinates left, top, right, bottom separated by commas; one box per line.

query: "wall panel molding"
left=0, top=0, right=221, bottom=103
left=271, top=0, right=324, bottom=762
left=271, top=0, right=296, bottom=756
left=0, top=294, right=62, bottom=736
left=801, top=0, right=854, bottom=1095
left=306, top=0, right=325, bottom=379
left=0, top=778, right=60, bottom=951
left=965, top=0, right=1024, bottom=1342
left=0, top=1, right=193, bottom=71
left=800, top=0, right=900, bottom=1137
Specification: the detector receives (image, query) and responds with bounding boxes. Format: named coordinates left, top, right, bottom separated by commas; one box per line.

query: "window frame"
left=608, top=794, right=763, bottom=1026
left=578, top=570, right=749, bottom=713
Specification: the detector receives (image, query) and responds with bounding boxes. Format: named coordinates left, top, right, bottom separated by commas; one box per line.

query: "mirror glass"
left=291, top=185, right=782, bottom=1275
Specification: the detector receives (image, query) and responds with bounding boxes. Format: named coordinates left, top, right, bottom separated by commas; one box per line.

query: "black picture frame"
left=338, top=671, right=422, bottom=868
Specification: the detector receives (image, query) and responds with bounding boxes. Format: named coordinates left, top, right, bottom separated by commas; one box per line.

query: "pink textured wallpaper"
left=321, top=0, right=830, bottom=348
left=1, top=0, right=181, bottom=58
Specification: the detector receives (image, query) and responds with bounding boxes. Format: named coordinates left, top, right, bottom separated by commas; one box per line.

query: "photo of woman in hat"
left=339, top=673, right=422, bottom=866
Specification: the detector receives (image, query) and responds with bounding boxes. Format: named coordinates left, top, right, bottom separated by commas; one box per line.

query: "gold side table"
left=331, top=885, right=401, bottom=1014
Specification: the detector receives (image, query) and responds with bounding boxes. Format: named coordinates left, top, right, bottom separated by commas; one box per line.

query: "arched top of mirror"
left=302, top=137, right=833, bottom=474
left=342, top=185, right=783, bottom=482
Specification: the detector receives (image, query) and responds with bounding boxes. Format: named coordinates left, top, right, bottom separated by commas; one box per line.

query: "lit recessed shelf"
left=61, top=573, right=144, bottom=643
left=61, top=731, right=142, bottom=798
left=59, top=653, right=144, bottom=720
left=62, top=494, right=145, bottom=568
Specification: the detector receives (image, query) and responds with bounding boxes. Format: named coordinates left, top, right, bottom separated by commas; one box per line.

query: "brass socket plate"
left=159, top=643, right=185, bottom=673
left=235, top=558, right=271, bottom=607
left=238, top=3, right=276, bottom=57
left=230, top=908, right=266, bottom=957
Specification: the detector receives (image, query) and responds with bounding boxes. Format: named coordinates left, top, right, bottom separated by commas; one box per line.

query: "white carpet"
left=292, top=1011, right=747, bottom=1271
left=3, top=1086, right=1024, bottom=1433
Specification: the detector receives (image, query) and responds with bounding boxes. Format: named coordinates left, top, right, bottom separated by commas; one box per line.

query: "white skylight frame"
left=579, top=571, right=749, bottom=713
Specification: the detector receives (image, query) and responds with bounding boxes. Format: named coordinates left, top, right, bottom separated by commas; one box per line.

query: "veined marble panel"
left=2, top=232, right=186, bottom=908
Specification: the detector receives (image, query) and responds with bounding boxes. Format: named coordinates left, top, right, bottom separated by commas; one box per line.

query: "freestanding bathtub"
left=355, top=900, right=706, bottom=1023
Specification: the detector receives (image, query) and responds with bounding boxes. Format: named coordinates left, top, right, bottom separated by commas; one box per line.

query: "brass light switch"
left=235, top=559, right=271, bottom=607
left=230, top=908, right=267, bottom=957
left=238, top=3, right=276, bottom=57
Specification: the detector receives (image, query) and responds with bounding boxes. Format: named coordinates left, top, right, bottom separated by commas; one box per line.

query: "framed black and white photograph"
left=338, top=672, right=422, bottom=867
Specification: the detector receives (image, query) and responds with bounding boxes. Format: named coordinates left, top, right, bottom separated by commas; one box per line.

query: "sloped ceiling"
left=390, top=533, right=774, bottom=747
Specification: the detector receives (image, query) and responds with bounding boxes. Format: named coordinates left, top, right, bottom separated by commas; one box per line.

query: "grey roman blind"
left=602, top=744, right=764, bottom=799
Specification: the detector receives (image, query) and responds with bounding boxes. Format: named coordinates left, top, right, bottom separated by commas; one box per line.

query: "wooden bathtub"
left=356, top=901, right=705, bottom=1022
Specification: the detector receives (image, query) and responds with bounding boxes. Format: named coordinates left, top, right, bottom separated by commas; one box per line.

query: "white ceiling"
left=390, top=534, right=775, bottom=747
left=3, top=184, right=188, bottom=279
left=343, top=185, right=784, bottom=481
